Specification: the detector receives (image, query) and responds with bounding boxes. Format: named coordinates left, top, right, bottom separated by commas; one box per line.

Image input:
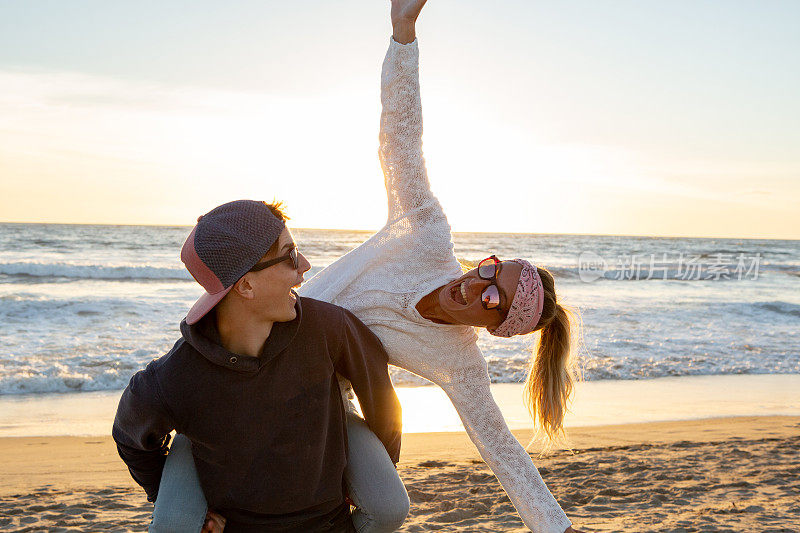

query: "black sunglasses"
left=249, top=246, right=299, bottom=272
left=477, top=255, right=503, bottom=312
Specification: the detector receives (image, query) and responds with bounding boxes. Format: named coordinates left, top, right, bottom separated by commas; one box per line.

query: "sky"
left=0, top=0, right=798, bottom=238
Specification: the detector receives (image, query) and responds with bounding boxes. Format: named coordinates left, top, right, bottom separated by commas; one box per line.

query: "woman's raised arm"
left=380, top=0, right=446, bottom=226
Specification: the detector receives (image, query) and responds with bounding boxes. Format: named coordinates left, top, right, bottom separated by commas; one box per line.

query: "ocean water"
left=1, top=222, right=799, bottom=395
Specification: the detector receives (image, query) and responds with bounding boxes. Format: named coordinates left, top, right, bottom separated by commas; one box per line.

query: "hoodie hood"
left=179, top=292, right=303, bottom=374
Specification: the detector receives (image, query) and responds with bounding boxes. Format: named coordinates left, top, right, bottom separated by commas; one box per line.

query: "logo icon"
left=578, top=251, right=607, bottom=282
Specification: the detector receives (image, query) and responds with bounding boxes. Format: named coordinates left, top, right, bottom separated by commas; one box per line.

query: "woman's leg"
left=344, top=411, right=410, bottom=533
left=149, top=434, right=208, bottom=533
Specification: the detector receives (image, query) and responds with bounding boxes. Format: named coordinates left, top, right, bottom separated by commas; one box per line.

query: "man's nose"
left=298, top=252, right=312, bottom=274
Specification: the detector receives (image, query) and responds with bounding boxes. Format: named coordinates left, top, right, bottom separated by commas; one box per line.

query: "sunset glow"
left=1, top=1, right=798, bottom=238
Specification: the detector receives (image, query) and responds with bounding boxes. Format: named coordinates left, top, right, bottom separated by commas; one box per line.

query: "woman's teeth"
left=450, top=281, right=467, bottom=305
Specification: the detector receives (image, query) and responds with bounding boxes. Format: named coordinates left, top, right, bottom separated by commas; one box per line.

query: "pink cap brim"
left=185, top=285, right=234, bottom=325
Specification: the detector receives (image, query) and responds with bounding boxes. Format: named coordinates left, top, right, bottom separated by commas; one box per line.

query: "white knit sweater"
left=298, top=37, right=571, bottom=533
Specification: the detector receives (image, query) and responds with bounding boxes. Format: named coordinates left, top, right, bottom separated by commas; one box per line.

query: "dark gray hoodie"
left=112, top=295, right=402, bottom=531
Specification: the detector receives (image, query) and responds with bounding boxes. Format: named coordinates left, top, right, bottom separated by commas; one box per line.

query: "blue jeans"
left=149, top=432, right=207, bottom=533
left=150, top=412, right=409, bottom=533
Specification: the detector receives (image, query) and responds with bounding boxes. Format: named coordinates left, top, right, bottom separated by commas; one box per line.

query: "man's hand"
left=391, top=0, right=428, bottom=44
left=565, top=526, right=588, bottom=533
left=201, top=510, right=226, bottom=533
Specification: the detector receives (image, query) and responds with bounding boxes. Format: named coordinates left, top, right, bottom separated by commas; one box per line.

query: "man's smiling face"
left=244, top=227, right=311, bottom=323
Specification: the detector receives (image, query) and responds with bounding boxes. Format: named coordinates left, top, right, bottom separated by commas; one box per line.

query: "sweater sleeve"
left=438, top=363, right=572, bottom=533
left=334, top=309, right=403, bottom=464
left=111, top=361, right=175, bottom=502
left=379, top=37, right=442, bottom=226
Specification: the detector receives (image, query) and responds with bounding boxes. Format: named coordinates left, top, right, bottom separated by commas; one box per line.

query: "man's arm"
left=112, top=361, right=175, bottom=502
left=334, top=309, right=402, bottom=464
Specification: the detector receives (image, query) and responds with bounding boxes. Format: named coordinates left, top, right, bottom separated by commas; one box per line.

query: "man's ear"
left=231, top=275, right=255, bottom=300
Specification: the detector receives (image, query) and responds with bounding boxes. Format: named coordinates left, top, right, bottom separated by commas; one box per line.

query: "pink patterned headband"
left=489, top=258, right=545, bottom=338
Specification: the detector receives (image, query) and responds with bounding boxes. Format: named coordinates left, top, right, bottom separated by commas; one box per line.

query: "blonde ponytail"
left=522, top=268, right=580, bottom=443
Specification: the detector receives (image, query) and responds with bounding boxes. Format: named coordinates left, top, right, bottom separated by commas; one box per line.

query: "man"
left=113, top=199, right=403, bottom=532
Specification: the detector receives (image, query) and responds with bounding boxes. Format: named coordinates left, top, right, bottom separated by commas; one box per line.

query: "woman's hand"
left=200, top=510, right=226, bottom=533
left=391, top=0, right=428, bottom=44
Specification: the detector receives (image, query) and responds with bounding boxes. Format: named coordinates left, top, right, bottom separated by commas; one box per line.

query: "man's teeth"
left=460, top=282, right=468, bottom=304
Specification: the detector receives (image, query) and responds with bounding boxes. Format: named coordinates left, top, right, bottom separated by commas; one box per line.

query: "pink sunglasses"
left=478, top=255, right=503, bottom=311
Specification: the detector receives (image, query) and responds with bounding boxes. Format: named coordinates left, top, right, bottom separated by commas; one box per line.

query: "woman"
left=156, top=2, right=583, bottom=532
left=302, top=2, right=582, bottom=531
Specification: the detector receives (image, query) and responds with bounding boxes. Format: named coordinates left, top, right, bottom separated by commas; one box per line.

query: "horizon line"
left=1, top=220, right=798, bottom=242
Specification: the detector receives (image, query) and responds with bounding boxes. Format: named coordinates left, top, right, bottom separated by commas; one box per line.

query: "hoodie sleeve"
left=112, top=360, right=175, bottom=502
left=334, top=309, right=403, bottom=464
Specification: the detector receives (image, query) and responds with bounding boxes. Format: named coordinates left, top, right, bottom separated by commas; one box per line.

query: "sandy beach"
left=1, top=415, right=798, bottom=532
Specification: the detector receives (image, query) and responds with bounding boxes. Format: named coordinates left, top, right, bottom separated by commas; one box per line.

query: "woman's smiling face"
left=436, top=260, right=522, bottom=328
